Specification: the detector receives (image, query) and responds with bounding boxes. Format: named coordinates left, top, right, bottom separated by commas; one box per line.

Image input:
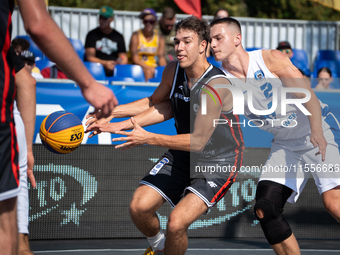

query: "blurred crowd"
left=16, top=5, right=339, bottom=89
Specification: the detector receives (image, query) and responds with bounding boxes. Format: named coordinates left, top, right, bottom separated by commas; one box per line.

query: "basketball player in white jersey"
left=14, top=91, right=35, bottom=255
left=210, top=17, right=340, bottom=255
left=10, top=46, right=36, bottom=254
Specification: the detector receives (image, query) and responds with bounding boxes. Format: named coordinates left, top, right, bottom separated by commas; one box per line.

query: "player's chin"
left=213, top=52, right=222, bottom=61
left=178, top=59, right=190, bottom=69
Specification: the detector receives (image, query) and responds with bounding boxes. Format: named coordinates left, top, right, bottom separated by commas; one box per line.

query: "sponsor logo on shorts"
left=207, top=181, right=218, bottom=188
left=150, top=158, right=169, bottom=175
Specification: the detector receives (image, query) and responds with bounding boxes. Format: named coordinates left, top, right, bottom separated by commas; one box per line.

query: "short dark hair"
left=175, top=16, right=210, bottom=45
left=317, top=67, right=332, bottom=77
left=11, top=38, right=30, bottom=52
left=162, top=7, right=176, bottom=20
left=209, top=17, right=241, bottom=34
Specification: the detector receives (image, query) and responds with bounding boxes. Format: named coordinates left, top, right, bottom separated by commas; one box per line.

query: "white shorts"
left=259, top=126, right=340, bottom=204
left=14, top=111, right=29, bottom=234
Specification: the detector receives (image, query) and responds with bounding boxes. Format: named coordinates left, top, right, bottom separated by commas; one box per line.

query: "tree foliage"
left=48, top=0, right=340, bottom=20
left=244, top=0, right=340, bottom=20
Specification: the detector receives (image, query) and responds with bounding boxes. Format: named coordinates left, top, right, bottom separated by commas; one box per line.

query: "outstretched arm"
left=87, top=100, right=173, bottom=135
left=114, top=77, right=233, bottom=151
left=264, top=49, right=327, bottom=161
left=17, top=0, right=117, bottom=119
left=85, top=61, right=177, bottom=136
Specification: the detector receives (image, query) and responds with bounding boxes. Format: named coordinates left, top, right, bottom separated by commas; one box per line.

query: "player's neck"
left=184, top=58, right=210, bottom=87
left=222, top=49, right=249, bottom=80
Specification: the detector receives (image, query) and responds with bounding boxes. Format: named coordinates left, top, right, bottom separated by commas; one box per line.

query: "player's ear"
left=199, top=40, right=207, bottom=54
left=235, top=33, right=242, bottom=47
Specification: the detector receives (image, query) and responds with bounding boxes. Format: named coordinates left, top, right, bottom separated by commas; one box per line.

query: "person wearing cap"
left=276, top=41, right=294, bottom=59
left=20, top=50, right=44, bottom=79
left=85, top=6, right=128, bottom=77
left=155, top=7, right=176, bottom=63
left=129, top=8, right=166, bottom=81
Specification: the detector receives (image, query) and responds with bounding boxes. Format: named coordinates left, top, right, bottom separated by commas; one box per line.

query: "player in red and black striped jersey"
left=2, top=0, right=118, bottom=252
left=0, top=1, right=21, bottom=253
left=86, top=16, right=244, bottom=255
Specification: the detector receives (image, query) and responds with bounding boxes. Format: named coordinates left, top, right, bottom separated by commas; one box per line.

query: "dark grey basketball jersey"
left=169, top=62, right=244, bottom=161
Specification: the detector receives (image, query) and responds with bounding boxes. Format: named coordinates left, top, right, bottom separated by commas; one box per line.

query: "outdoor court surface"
left=31, top=238, right=340, bottom=254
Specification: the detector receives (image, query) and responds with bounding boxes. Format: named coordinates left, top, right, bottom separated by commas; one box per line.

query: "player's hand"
left=27, top=150, right=36, bottom=188
left=85, top=112, right=114, bottom=138
left=86, top=121, right=125, bottom=135
left=310, top=130, right=327, bottom=161
left=113, top=117, right=149, bottom=150
left=82, top=82, right=118, bottom=120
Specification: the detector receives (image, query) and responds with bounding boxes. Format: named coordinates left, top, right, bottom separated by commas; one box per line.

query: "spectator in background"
left=276, top=41, right=294, bottom=59
left=19, top=50, right=44, bottom=79
left=129, top=8, right=166, bottom=81
left=12, top=38, right=30, bottom=55
left=12, top=37, right=42, bottom=76
left=214, top=8, right=229, bottom=19
left=155, top=7, right=176, bottom=62
left=85, top=6, right=128, bottom=77
left=315, top=67, right=333, bottom=89
left=41, top=64, right=69, bottom=79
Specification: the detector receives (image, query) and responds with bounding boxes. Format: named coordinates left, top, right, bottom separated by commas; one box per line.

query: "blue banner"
left=35, top=82, right=176, bottom=145
left=35, top=81, right=340, bottom=148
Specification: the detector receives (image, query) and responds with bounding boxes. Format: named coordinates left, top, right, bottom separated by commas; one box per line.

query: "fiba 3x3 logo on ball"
left=39, top=111, right=84, bottom=154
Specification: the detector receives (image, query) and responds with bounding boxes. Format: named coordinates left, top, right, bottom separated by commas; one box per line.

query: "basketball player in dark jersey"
left=0, top=2, right=22, bottom=253
left=86, top=16, right=244, bottom=255
left=2, top=0, right=117, bottom=252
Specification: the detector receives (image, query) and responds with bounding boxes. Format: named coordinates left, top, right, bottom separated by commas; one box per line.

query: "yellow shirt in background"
left=137, top=29, right=158, bottom=68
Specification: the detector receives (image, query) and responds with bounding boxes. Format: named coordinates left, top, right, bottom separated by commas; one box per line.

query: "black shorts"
left=141, top=150, right=241, bottom=208
left=0, top=122, right=19, bottom=201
